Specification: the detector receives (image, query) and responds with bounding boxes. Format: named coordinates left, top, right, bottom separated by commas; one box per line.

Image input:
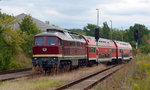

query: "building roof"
left=14, top=13, right=64, bottom=32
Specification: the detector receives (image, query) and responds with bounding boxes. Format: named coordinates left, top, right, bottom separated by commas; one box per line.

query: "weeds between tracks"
left=0, top=64, right=106, bottom=90
left=95, top=54, right=150, bottom=90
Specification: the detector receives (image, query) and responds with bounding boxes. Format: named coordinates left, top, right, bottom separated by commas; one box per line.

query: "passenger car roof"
left=83, top=36, right=116, bottom=47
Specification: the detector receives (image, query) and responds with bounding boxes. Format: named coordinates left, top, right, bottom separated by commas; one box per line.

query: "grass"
left=0, top=53, right=32, bottom=71
left=0, top=78, right=61, bottom=90
left=95, top=54, right=150, bottom=90
left=0, top=64, right=106, bottom=90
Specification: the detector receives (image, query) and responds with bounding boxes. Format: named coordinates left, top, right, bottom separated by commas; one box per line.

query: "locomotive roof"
left=35, top=29, right=86, bottom=43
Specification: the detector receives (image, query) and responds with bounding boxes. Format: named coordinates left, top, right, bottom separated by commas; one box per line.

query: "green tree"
left=67, top=29, right=86, bottom=35
left=83, top=24, right=101, bottom=36
left=102, top=22, right=110, bottom=39
left=112, top=29, right=123, bottom=41
left=19, top=15, right=41, bottom=35
left=124, top=24, right=149, bottom=46
left=0, top=12, right=23, bottom=70
left=19, top=15, right=41, bottom=57
left=141, top=32, right=150, bottom=45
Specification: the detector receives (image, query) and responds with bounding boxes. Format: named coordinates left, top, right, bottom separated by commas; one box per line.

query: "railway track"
left=55, top=64, right=124, bottom=90
left=0, top=68, right=32, bottom=75
left=0, top=68, right=32, bottom=81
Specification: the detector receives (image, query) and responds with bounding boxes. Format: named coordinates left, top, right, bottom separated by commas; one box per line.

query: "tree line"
left=68, top=23, right=150, bottom=54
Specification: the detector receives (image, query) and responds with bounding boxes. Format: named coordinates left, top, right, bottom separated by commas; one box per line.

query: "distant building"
left=147, top=39, right=150, bottom=44
left=14, top=13, right=64, bottom=32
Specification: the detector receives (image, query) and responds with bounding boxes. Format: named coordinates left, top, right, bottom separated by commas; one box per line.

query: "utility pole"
left=96, top=9, right=99, bottom=26
left=110, top=20, right=112, bottom=40
left=95, top=9, right=99, bottom=64
left=121, top=27, right=123, bottom=41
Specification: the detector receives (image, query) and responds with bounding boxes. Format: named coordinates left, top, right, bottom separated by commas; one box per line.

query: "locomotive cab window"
left=35, top=37, right=44, bottom=45
left=46, top=38, right=56, bottom=45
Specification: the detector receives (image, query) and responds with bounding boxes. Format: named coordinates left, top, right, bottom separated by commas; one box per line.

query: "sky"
left=0, top=0, right=150, bottom=30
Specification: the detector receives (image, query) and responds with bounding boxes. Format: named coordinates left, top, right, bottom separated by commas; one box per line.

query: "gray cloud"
left=0, top=0, right=150, bottom=29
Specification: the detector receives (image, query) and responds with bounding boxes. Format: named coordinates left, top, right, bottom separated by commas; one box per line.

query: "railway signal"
left=134, top=29, right=138, bottom=56
left=95, top=28, right=99, bottom=42
left=134, top=29, right=138, bottom=42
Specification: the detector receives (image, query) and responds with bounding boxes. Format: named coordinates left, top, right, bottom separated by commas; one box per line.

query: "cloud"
left=0, top=0, right=150, bottom=29
left=96, top=0, right=150, bottom=16
left=0, top=6, right=27, bottom=15
left=26, top=3, right=35, bottom=8
left=44, top=9, right=64, bottom=17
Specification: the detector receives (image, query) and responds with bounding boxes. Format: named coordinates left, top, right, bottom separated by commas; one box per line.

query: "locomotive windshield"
left=35, top=37, right=44, bottom=45
left=35, top=37, right=57, bottom=45
left=46, top=38, right=56, bottom=45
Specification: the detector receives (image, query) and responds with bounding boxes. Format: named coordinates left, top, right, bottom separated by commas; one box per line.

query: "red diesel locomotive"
left=32, top=29, right=132, bottom=72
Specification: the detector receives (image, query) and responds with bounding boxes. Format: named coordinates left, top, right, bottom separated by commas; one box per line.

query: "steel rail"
left=0, top=74, right=32, bottom=82
left=55, top=65, right=117, bottom=90
left=83, top=64, right=124, bottom=90
left=0, top=68, right=32, bottom=75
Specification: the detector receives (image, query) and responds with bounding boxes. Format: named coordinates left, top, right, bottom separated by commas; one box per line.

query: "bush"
left=140, top=44, right=150, bottom=54
left=0, top=12, right=29, bottom=71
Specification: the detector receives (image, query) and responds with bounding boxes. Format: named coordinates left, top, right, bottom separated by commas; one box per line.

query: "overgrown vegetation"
left=0, top=78, right=61, bottom=90
left=0, top=63, right=105, bottom=90
left=0, top=12, right=40, bottom=71
left=95, top=54, right=150, bottom=90
left=131, top=55, right=150, bottom=90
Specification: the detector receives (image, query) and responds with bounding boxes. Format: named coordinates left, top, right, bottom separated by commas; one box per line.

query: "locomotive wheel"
left=39, top=66, right=45, bottom=74
left=32, top=66, right=36, bottom=75
left=64, top=63, right=67, bottom=72
left=63, top=63, right=66, bottom=72
left=66, top=62, right=71, bottom=71
left=51, top=64, right=58, bottom=74
left=60, top=61, right=71, bottom=72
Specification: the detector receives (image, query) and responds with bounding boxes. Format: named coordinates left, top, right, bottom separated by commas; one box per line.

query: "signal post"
left=134, top=29, right=138, bottom=57
left=95, top=9, right=100, bottom=64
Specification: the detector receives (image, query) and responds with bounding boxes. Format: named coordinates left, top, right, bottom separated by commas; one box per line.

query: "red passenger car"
left=83, top=36, right=117, bottom=64
left=113, top=41, right=133, bottom=61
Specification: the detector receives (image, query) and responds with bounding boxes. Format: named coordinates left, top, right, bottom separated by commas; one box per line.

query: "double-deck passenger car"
left=113, top=41, right=133, bottom=61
